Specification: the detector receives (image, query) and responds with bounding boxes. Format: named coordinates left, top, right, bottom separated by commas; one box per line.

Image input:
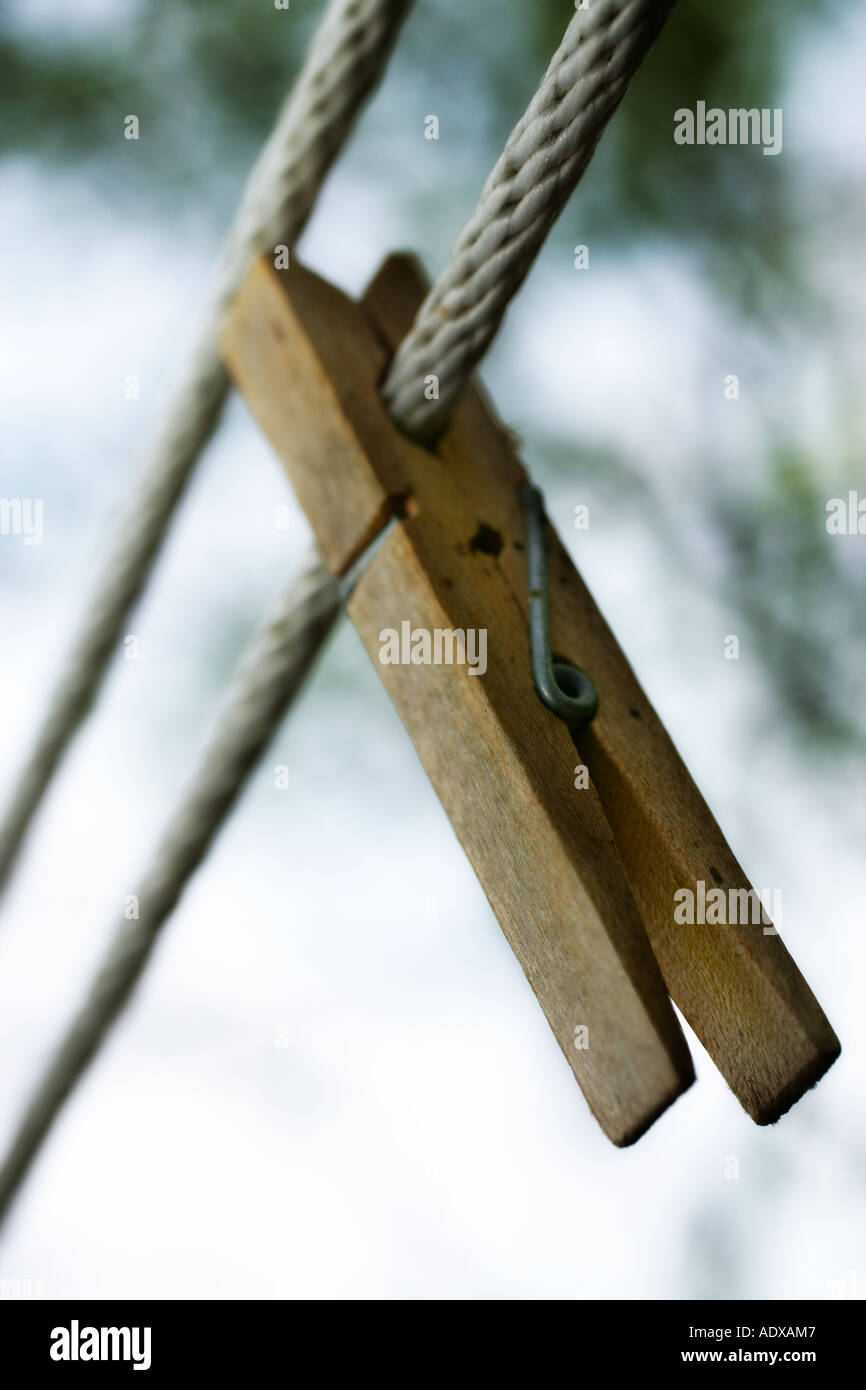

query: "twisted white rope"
left=0, top=0, right=413, bottom=894
left=382, top=0, right=675, bottom=443
left=0, top=551, right=340, bottom=1222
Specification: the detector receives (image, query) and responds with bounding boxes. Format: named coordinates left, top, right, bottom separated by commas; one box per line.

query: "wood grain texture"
left=223, top=259, right=399, bottom=575
left=350, top=522, right=695, bottom=1144
left=221, top=252, right=840, bottom=1134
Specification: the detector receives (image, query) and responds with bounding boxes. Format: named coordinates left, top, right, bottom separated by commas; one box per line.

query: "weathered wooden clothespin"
left=221, top=253, right=840, bottom=1146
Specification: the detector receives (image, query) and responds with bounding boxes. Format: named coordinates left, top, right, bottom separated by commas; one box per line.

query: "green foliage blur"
left=0, top=1, right=842, bottom=244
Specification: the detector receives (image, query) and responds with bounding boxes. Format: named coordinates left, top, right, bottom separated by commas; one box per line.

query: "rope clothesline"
left=382, top=0, right=675, bottom=442
left=0, top=0, right=414, bottom=896
left=0, top=0, right=675, bottom=1225
left=0, top=555, right=340, bottom=1222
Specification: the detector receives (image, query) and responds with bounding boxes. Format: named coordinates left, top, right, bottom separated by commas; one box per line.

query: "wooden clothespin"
left=221, top=252, right=839, bottom=1146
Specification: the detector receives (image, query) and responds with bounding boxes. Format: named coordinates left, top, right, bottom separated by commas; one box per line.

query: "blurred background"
left=0, top=0, right=864, bottom=1299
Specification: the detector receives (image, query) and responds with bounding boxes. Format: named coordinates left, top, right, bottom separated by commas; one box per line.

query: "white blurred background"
left=0, top=0, right=864, bottom=1298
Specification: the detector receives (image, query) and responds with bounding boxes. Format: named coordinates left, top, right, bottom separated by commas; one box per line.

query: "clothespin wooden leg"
left=221, top=252, right=838, bottom=1140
